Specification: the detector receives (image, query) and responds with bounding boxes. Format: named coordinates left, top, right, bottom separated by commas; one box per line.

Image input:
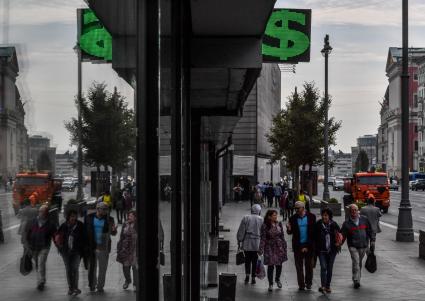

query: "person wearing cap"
left=341, top=204, right=375, bottom=289
left=287, top=201, right=316, bottom=290
left=84, top=201, right=117, bottom=293
left=360, top=194, right=382, bottom=237
left=24, top=205, right=57, bottom=291
left=237, top=204, right=264, bottom=285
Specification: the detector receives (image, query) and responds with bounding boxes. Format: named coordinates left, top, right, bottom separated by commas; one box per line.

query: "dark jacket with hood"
left=56, top=220, right=85, bottom=256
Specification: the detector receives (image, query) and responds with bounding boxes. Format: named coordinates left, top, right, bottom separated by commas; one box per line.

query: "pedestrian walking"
left=18, top=199, right=38, bottom=239
left=273, top=184, right=282, bottom=207
left=123, top=190, right=133, bottom=220
left=266, top=183, right=275, bottom=207
left=286, top=201, right=316, bottom=291
left=114, top=188, right=124, bottom=224
left=259, top=209, right=288, bottom=292
left=285, top=189, right=295, bottom=219
left=341, top=204, right=375, bottom=289
left=55, top=209, right=85, bottom=296
left=236, top=204, right=263, bottom=285
left=117, top=210, right=138, bottom=290
left=233, top=183, right=243, bottom=202
left=278, top=191, right=287, bottom=220
left=314, top=208, right=341, bottom=294
left=360, top=194, right=382, bottom=238
left=24, top=205, right=57, bottom=291
left=84, top=202, right=117, bottom=293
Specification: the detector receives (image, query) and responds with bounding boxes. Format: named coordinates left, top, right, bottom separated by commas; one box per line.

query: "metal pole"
left=76, top=46, right=84, bottom=201
left=396, top=0, right=414, bottom=242
left=322, top=35, right=330, bottom=201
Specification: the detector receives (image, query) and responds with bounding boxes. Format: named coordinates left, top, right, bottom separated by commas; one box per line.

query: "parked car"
left=62, top=180, right=75, bottom=192
left=412, top=179, right=425, bottom=191
left=389, top=180, right=399, bottom=191
left=328, top=176, right=335, bottom=186
left=333, top=179, right=344, bottom=191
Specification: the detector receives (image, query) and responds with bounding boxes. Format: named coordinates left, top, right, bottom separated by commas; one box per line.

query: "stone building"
left=0, top=46, right=29, bottom=181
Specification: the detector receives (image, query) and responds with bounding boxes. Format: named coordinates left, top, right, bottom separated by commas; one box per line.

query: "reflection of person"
left=233, top=183, right=243, bottom=202
left=259, top=209, right=288, bottom=292
left=25, top=205, right=57, bottom=291
left=84, top=202, right=117, bottom=293
left=117, top=210, right=138, bottom=290
left=56, top=210, right=85, bottom=296
left=237, top=204, right=263, bottom=285
left=287, top=201, right=316, bottom=291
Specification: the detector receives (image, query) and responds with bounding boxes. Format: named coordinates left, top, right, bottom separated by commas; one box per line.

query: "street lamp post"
left=321, top=34, right=332, bottom=202
left=396, top=0, right=414, bottom=242
left=74, top=44, right=84, bottom=202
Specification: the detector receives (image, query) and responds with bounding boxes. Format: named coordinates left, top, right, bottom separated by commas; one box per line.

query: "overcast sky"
left=2, top=0, right=425, bottom=153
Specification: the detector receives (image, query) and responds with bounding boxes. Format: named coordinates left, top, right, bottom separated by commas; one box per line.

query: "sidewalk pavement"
left=216, top=201, right=425, bottom=301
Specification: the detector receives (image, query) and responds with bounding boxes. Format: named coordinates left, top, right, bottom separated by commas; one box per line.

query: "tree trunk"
left=294, top=167, right=300, bottom=198
left=111, top=167, right=117, bottom=202
left=308, top=164, right=313, bottom=205
left=96, top=165, right=101, bottom=198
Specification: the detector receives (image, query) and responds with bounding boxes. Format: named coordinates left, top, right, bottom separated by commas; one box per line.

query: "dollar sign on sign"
left=262, top=10, right=310, bottom=61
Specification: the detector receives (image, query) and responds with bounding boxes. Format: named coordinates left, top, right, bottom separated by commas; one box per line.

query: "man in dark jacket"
left=56, top=209, right=85, bottom=296
left=287, top=201, right=316, bottom=290
left=25, top=205, right=57, bottom=291
left=85, top=202, right=117, bottom=293
left=341, top=204, right=375, bottom=289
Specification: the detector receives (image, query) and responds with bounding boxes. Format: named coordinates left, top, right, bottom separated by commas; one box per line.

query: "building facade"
left=351, top=135, right=377, bottom=172
left=222, top=63, right=281, bottom=202
left=28, top=135, right=56, bottom=174
left=417, top=57, right=425, bottom=171
left=55, top=151, right=77, bottom=178
left=378, top=47, right=425, bottom=177
left=0, top=47, right=29, bottom=181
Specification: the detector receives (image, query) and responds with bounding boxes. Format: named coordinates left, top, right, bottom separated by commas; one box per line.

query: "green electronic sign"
left=78, top=9, right=112, bottom=62
left=262, top=9, right=311, bottom=63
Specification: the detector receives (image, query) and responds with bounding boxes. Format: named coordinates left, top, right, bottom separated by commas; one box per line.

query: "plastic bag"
left=255, top=257, right=266, bottom=279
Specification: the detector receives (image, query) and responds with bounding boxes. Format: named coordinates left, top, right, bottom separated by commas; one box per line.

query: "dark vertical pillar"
left=136, top=0, right=160, bottom=300
left=210, top=143, right=219, bottom=236
left=171, top=0, right=183, bottom=299
left=397, top=0, right=414, bottom=242
left=190, top=114, right=201, bottom=300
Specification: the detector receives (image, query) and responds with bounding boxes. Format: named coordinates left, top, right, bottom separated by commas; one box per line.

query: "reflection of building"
left=55, top=151, right=77, bottom=177
left=378, top=48, right=425, bottom=177
left=28, top=135, right=56, bottom=174
left=0, top=46, right=29, bottom=180
left=87, top=1, right=280, bottom=298
left=351, top=135, right=377, bottom=171
left=218, top=64, right=281, bottom=201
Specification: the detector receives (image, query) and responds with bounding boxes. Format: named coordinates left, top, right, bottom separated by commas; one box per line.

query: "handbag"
left=255, top=257, right=266, bottom=279
left=19, top=250, right=33, bottom=276
left=365, top=251, right=377, bottom=273
left=236, top=250, right=245, bottom=265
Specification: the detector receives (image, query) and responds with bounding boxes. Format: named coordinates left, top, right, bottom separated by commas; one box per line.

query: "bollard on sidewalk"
left=0, top=209, right=4, bottom=243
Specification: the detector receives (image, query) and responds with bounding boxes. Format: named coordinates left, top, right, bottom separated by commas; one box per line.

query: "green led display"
left=79, top=9, right=112, bottom=61
left=263, top=9, right=311, bottom=63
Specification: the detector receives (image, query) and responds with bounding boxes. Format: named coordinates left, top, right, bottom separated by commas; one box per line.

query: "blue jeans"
left=318, top=252, right=336, bottom=288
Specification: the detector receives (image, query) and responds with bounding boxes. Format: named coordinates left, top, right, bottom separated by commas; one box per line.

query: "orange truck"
left=12, top=172, right=63, bottom=215
left=343, top=171, right=390, bottom=213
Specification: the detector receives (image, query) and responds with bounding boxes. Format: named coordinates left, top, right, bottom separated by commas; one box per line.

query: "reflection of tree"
left=355, top=150, right=369, bottom=173
left=37, top=151, right=52, bottom=171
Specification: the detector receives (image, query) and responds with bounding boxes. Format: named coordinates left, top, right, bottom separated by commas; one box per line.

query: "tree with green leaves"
left=355, top=150, right=369, bottom=172
left=65, top=82, right=135, bottom=195
left=267, top=82, right=341, bottom=196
